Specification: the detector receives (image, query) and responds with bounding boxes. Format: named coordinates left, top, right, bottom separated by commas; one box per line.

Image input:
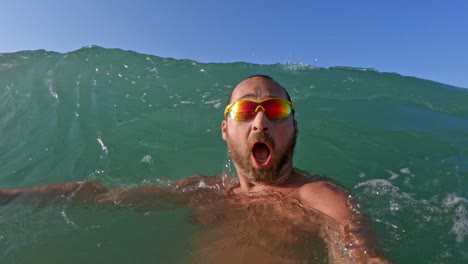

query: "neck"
left=236, top=162, right=295, bottom=192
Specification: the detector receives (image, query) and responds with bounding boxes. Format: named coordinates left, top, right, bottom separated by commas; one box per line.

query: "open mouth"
left=252, top=142, right=271, bottom=167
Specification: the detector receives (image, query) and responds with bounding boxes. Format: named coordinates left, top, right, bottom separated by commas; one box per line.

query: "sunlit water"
left=1, top=47, right=467, bottom=263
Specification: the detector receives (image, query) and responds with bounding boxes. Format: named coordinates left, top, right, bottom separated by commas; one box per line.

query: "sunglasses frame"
left=224, top=97, right=295, bottom=120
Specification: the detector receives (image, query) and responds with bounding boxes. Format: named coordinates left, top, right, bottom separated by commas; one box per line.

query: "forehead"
left=229, top=77, right=287, bottom=103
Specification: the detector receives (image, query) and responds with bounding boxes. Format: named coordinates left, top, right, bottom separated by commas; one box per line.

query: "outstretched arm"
left=0, top=174, right=221, bottom=209
left=0, top=181, right=109, bottom=206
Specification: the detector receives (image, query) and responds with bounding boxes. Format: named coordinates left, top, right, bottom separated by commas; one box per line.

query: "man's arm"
left=0, top=174, right=219, bottom=208
left=299, top=182, right=392, bottom=263
left=0, top=181, right=109, bottom=206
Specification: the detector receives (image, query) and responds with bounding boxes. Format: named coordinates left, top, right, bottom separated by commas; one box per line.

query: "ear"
left=221, top=120, right=227, bottom=141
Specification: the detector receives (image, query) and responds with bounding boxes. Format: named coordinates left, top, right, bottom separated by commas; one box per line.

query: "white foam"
left=0, top=63, right=13, bottom=70
left=444, top=193, right=468, bottom=208
left=45, top=70, right=59, bottom=101
left=443, top=193, right=468, bottom=242
left=140, top=155, right=153, bottom=164
left=452, top=206, right=467, bottom=243
left=354, top=179, right=417, bottom=208
left=281, top=62, right=314, bottom=71
left=400, top=168, right=411, bottom=174
left=354, top=178, right=395, bottom=189
left=355, top=181, right=468, bottom=244
left=96, top=137, right=108, bottom=154
left=203, top=99, right=222, bottom=109
left=386, top=169, right=399, bottom=180
left=389, top=200, right=400, bottom=212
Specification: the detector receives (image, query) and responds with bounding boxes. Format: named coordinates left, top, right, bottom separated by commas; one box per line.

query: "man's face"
left=221, top=77, right=297, bottom=184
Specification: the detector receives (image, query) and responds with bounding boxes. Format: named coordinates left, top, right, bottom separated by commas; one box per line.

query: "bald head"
left=221, top=75, right=298, bottom=185
left=226, top=75, right=292, bottom=105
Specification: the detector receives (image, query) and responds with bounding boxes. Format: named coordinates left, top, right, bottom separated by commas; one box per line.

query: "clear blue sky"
left=2, top=0, right=467, bottom=88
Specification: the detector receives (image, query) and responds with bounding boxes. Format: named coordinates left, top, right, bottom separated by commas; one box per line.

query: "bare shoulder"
left=296, top=178, right=352, bottom=223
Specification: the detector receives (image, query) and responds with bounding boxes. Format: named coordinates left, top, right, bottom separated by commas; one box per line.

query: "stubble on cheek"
left=226, top=129, right=297, bottom=184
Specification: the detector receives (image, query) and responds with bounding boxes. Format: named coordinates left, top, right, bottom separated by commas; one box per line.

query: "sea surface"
left=0, top=46, right=467, bottom=263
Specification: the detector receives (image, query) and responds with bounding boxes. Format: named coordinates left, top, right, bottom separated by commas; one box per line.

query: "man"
left=221, top=75, right=350, bottom=222
left=0, top=75, right=390, bottom=263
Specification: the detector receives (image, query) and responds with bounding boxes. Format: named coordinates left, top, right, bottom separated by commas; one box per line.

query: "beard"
left=226, top=128, right=297, bottom=185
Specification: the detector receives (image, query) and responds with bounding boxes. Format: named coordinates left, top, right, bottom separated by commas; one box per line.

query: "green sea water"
left=1, top=46, right=467, bottom=263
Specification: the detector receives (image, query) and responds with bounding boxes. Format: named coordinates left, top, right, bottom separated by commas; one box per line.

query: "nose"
left=252, top=110, right=270, bottom=132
